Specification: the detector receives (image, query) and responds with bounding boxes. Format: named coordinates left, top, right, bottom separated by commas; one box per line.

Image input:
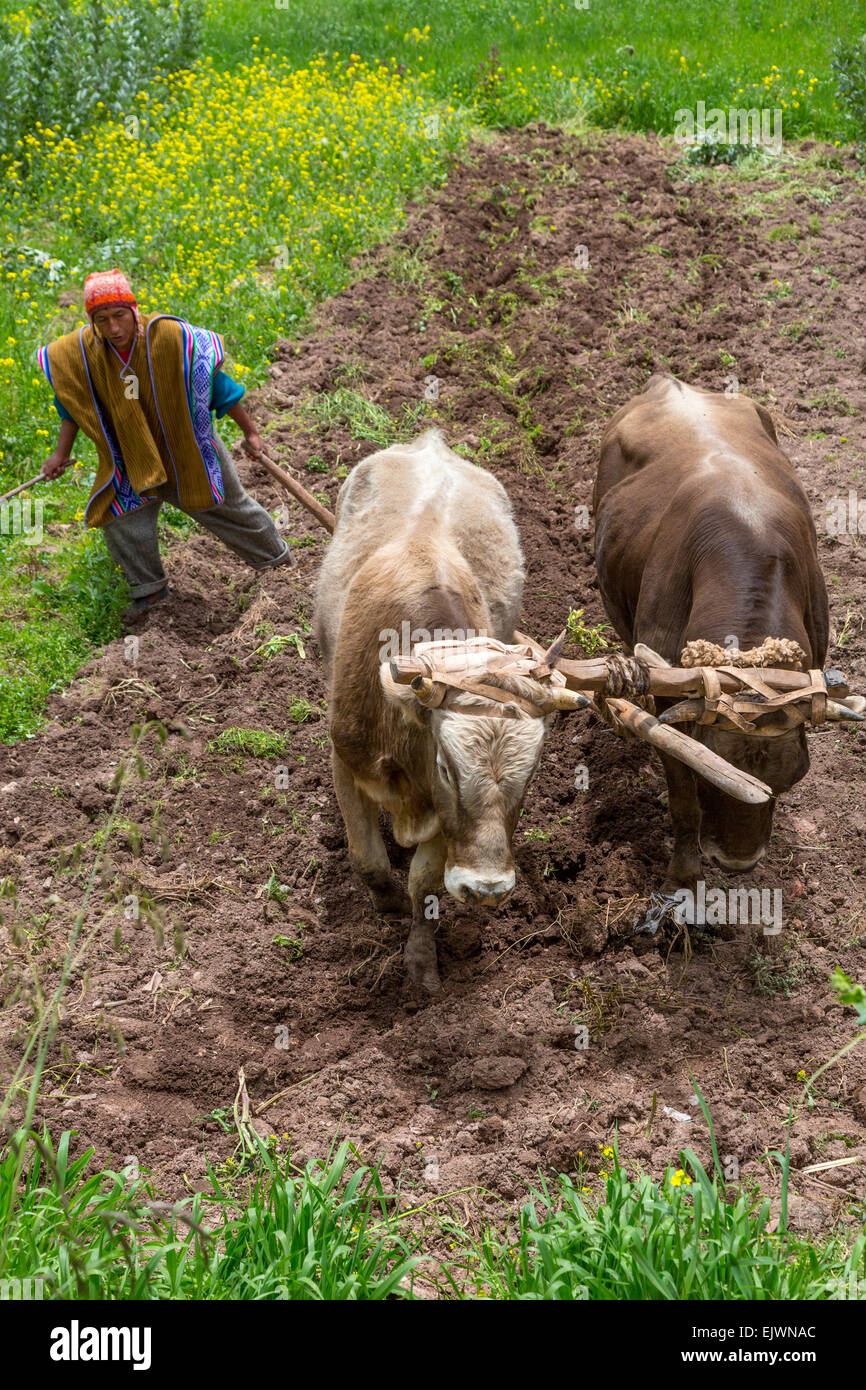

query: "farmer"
left=37, top=269, right=290, bottom=622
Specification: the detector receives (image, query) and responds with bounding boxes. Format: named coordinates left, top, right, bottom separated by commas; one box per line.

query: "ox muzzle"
left=444, top=864, right=516, bottom=906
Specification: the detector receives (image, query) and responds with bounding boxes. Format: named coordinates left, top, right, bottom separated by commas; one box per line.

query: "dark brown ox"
left=593, top=374, right=829, bottom=886
left=314, top=429, right=554, bottom=991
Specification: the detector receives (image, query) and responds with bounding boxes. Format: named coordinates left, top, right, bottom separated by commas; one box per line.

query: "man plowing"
left=37, top=269, right=290, bottom=624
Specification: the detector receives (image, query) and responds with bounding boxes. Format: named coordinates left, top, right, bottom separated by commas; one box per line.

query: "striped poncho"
left=37, top=312, right=229, bottom=528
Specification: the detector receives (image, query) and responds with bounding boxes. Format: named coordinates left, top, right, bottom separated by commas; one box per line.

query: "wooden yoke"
left=386, top=631, right=863, bottom=805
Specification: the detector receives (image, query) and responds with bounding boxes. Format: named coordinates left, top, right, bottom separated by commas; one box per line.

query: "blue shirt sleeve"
left=210, top=369, right=245, bottom=418
left=54, top=394, right=74, bottom=422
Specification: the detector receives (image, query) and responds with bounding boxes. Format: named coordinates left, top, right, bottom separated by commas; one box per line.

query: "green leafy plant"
left=289, top=697, right=321, bottom=723
left=0, top=0, right=202, bottom=160
left=832, top=34, right=866, bottom=151
left=566, top=607, right=616, bottom=656
left=832, top=967, right=866, bottom=1025
left=686, top=138, right=752, bottom=166
left=254, top=633, right=306, bottom=660
left=272, top=931, right=303, bottom=961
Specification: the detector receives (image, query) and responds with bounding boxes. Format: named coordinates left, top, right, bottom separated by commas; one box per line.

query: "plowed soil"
left=3, top=129, right=866, bottom=1228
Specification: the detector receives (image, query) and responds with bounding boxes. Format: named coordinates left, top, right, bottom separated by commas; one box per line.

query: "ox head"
left=636, top=643, right=863, bottom=871
left=379, top=648, right=582, bottom=906
left=696, top=702, right=862, bottom=868
left=431, top=690, right=545, bottom=905
left=692, top=725, right=807, bottom=870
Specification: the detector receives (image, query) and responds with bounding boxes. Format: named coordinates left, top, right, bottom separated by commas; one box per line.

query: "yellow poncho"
left=38, top=312, right=227, bottom=528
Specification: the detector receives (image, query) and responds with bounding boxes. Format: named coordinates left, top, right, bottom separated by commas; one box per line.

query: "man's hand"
left=242, top=432, right=265, bottom=460
left=42, top=453, right=71, bottom=480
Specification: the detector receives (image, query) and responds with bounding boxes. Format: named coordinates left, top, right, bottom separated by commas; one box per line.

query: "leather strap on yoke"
left=693, top=665, right=829, bottom=731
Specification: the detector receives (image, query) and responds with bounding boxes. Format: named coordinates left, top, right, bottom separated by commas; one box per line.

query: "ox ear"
left=379, top=662, right=431, bottom=722
left=634, top=642, right=672, bottom=668
left=843, top=695, right=866, bottom=714
left=379, top=662, right=416, bottom=705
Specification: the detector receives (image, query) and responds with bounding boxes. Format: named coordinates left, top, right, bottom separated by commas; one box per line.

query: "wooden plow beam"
left=256, top=449, right=336, bottom=534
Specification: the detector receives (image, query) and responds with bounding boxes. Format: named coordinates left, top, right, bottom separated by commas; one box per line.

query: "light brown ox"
left=314, top=429, right=558, bottom=992
left=594, top=374, right=833, bottom=886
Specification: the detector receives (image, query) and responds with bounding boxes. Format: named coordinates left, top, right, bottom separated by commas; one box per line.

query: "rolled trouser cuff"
left=124, top=578, right=170, bottom=599
left=101, top=500, right=166, bottom=598
left=251, top=539, right=293, bottom=570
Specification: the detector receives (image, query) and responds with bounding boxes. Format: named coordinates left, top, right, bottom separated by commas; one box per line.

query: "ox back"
left=593, top=374, right=829, bottom=885
left=316, top=429, right=523, bottom=673
left=314, top=429, right=543, bottom=991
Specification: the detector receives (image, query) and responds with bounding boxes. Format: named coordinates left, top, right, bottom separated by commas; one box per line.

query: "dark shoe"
left=122, top=586, right=170, bottom=625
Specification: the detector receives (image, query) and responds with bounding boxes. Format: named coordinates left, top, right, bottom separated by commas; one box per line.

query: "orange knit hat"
left=83, top=268, right=143, bottom=339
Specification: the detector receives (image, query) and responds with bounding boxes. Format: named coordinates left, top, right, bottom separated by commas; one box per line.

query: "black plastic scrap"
left=631, top=890, right=688, bottom=936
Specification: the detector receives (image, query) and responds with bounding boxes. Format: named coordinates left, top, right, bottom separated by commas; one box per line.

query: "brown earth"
left=2, top=128, right=866, bottom=1228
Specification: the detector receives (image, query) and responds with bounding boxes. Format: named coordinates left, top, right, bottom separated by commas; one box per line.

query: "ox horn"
left=634, top=642, right=672, bottom=668
left=410, top=674, right=448, bottom=708
left=657, top=698, right=704, bottom=725
left=547, top=687, right=592, bottom=712
left=661, top=695, right=866, bottom=728
left=825, top=697, right=866, bottom=722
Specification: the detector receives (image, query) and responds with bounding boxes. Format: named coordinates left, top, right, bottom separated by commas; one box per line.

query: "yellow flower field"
left=0, top=48, right=466, bottom=740
left=3, top=49, right=468, bottom=371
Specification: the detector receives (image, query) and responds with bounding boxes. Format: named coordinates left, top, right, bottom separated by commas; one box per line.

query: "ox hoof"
left=374, top=887, right=412, bottom=917
left=408, top=967, right=441, bottom=995
left=404, top=936, right=441, bottom=994
left=662, top=859, right=699, bottom=893
left=362, top=873, right=411, bottom=917
left=661, top=875, right=697, bottom=895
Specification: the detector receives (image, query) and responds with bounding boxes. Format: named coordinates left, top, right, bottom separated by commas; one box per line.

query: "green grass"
left=301, top=386, right=429, bottom=446
left=0, top=1131, right=420, bottom=1299
left=207, top=727, right=290, bottom=758
left=458, top=1150, right=865, bottom=1299
left=202, top=0, right=866, bottom=141
left=1, top=1115, right=864, bottom=1300
left=0, top=527, right=127, bottom=741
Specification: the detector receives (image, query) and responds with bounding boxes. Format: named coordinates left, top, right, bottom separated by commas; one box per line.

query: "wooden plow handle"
left=256, top=450, right=336, bottom=534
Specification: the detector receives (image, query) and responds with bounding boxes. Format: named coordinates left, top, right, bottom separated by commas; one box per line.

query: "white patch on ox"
left=436, top=708, right=545, bottom=808
left=664, top=380, right=718, bottom=434
left=401, top=430, right=458, bottom=526
left=707, top=453, right=766, bottom=532
left=666, top=384, right=767, bottom=533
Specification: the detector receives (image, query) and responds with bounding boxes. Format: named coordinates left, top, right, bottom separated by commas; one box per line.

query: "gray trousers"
left=102, top=435, right=290, bottom=598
